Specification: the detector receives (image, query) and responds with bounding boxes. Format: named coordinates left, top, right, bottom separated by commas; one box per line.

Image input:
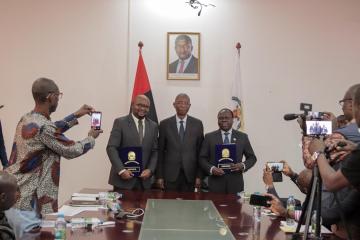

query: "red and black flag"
left=131, top=42, right=158, bottom=123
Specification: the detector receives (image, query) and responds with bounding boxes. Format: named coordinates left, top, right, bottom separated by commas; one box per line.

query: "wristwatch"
left=311, top=151, right=324, bottom=161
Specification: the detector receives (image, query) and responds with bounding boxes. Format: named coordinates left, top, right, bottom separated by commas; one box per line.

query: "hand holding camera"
left=74, top=104, right=95, bottom=118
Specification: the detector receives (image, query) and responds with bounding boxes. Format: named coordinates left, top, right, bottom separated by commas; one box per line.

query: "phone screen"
left=306, top=120, right=332, bottom=136
left=267, top=162, right=284, bottom=172
left=249, top=194, right=271, bottom=207
left=91, top=112, right=102, bottom=130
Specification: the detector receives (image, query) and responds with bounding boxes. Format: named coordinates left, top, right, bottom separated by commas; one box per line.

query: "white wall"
left=1, top=0, right=360, bottom=204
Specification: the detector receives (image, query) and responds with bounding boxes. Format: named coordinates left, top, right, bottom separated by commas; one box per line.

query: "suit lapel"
left=216, top=129, right=223, bottom=144
left=127, top=115, right=140, bottom=145
left=183, top=116, right=192, bottom=143
left=143, top=118, right=151, bottom=145
left=170, top=116, right=181, bottom=144
left=231, top=130, right=238, bottom=144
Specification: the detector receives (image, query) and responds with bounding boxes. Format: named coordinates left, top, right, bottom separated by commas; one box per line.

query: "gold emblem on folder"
left=221, top=148, right=230, bottom=158
left=128, top=151, right=136, bottom=161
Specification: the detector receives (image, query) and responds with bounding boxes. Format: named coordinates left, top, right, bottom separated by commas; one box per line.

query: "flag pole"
left=231, top=41, right=244, bottom=131
left=236, top=42, right=241, bottom=52
left=138, top=41, right=144, bottom=51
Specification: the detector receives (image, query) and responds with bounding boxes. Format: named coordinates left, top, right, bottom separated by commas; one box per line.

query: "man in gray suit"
left=156, top=94, right=204, bottom=192
left=200, top=108, right=257, bottom=193
left=107, top=95, right=158, bottom=191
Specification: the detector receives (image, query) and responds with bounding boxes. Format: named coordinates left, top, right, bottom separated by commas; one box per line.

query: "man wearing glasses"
left=335, top=84, right=360, bottom=143
left=4, top=78, right=103, bottom=239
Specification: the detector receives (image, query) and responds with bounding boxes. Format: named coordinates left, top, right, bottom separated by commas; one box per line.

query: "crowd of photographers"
left=263, top=84, right=360, bottom=239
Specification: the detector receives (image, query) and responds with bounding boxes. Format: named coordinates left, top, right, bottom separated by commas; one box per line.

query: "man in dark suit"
left=107, top=95, right=158, bottom=191
left=156, top=94, right=204, bottom=192
left=169, top=34, right=199, bottom=74
left=200, top=108, right=257, bottom=193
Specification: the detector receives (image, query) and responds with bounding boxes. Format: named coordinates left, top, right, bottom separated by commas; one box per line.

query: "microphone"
left=283, top=113, right=302, bottom=121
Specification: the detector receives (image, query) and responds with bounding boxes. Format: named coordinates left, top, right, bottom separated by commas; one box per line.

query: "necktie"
left=138, top=119, right=144, bottom=144
left=178, top=61, right=185, bottom=73
left=179, top=120, right=185, bottom=142
left=224, top=132, right=230, bottom=144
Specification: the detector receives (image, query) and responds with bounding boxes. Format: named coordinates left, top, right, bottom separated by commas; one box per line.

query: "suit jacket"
left=169, top=55, right=199, bottom=74
left=106, top=115, right=158, bottom=189
left=157, top=115, right=204, bottom=183
left=199, top=129, right=257, bottom=192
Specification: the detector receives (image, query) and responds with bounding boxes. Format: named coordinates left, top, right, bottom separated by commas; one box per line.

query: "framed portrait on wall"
left=167, top=32, right=200, bottom=80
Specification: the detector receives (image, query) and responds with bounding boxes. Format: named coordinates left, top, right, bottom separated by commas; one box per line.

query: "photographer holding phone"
left=4, top=78, right=103, bottom=239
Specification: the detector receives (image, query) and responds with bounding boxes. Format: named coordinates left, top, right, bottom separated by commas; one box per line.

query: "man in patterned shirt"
left=5, top=77, right=103, bottom=238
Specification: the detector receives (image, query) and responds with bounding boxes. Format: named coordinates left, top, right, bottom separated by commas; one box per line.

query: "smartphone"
left=91, top=112, right=102, bottom=130
left=249, top=194, right=271, bottom=207
left=308, top=111, right=326, bottom=120
left=267, top=162, right=284, bottom=172
left=306, top=120, right=332, bottom=136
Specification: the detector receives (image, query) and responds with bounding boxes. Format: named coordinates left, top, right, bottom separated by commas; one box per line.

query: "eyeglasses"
left=47, top=92, right=63, bottom=99
left=338, top=98, right=352, bottom=107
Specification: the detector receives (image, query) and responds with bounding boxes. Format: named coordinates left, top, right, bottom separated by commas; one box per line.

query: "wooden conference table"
left=38, top=188, right=338, bottom=240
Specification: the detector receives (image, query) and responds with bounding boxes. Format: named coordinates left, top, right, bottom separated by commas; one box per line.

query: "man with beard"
left=107, top=95, right=158, bottom=191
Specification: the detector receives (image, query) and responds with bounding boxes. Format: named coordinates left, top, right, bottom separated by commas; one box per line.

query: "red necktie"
left=178, top=61, right=185, bottom=73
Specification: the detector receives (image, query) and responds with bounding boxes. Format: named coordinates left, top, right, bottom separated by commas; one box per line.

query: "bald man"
left=107, top=95, right=158, bottom=191
left=5, top=77, right=103, bottom=238
left=0, top=171, right=18, bottom=240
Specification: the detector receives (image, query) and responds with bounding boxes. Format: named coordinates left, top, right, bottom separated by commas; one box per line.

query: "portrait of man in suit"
left=156, top=93, right=204, bottom=192
left=199, top=108, right=257, bottom=194
left=167, top=33, right=200, bottom=80
left=106, top=95, right=158, bottom=191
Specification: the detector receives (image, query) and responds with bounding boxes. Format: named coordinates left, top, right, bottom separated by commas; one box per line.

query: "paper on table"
left=41, top=220, right=55, bottom=228
left=48, top=205, right=100, bottom=217
left=71, top=196, right=98, bottom=201
left=72, top=193, right=99, bottom=198
left=280, top=221, right=332, bottom=234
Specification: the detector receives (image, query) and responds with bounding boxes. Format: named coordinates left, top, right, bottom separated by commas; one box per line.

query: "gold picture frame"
left=167, top=32, right=200, bottom=80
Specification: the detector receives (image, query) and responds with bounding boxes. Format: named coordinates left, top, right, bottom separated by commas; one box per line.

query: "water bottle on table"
left=286, top=195, right=296, bottom=226
left=54, top=212, right=67, bottom=239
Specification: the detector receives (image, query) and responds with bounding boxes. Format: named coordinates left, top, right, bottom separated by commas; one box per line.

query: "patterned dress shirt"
left=6, top=112, right=95, bottom=215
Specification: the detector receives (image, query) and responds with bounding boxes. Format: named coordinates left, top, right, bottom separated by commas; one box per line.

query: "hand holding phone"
left=91, top=112, right=102, bottom=130
left=267, top=162, right=284, bottom=172
left=249, top=194, right=271, bottom=207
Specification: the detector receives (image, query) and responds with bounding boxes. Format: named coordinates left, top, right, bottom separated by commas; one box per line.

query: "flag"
left=230, top=43, right=245, bottom=131
left=131, top=44, right=158, bottom=123
left=0, top=120, right=8, bottom=168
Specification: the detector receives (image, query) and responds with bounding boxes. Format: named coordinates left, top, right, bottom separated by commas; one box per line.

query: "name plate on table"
left=215, top=144, right=237, bottom=173
left=118, top=147, right=143, bottom=177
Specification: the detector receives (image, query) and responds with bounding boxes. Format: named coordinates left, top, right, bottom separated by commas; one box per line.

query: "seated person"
left=0, top=171, right=18, bottom=240
left=336, top=114, right=349, bottom=129
left=263, top=161, right=309, bottom=207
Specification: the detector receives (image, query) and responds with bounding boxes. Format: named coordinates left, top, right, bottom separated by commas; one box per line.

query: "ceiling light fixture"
left=186, top=0, right=216, bottom=16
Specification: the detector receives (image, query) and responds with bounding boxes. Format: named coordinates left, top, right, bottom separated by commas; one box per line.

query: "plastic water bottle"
left=286, top=195, right=296, bottom=226
left=253, top=206, right=261, bottom=222
left=311, top=210, right=322, bottom=234
left=70, top=218, right=102, bottom=230
left=54, top=213, right=67, bottom=239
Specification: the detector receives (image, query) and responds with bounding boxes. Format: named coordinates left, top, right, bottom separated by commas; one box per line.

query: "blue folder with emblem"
left=215, top=144, right=237, bottom=174
left=118, top=146, right=143, bottom=177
